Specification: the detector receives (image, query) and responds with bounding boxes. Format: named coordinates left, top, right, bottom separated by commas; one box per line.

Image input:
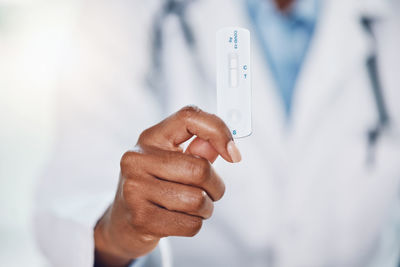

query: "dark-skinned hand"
left=94, top=106, right=242, bottom=267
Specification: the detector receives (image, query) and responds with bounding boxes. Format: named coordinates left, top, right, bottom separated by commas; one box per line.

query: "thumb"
left=185, top=137, right=219, bottom=163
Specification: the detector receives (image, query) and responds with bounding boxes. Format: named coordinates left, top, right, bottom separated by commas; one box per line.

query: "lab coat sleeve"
left=131, top=239, right=171, bottom=267
left=33, top=62, right=164, bottom=266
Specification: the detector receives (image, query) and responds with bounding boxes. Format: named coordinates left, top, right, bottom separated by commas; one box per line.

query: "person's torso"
left=65, top=0, right=400, bottom=266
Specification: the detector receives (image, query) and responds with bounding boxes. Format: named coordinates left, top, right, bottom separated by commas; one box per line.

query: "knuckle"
left=120, top=176, right=148, bottom=208
left=120, top=150, right=146, bottom=178
left=214, top=182, right=226, bottom=202
left=138, top=128, right=154, bottom=144
left=210, top=113, right=224, bottom=126
left=120, top=151, right=140, bottom=170
left=120, top=151, right=133, bottom=169
left=198, top=159, right=211, bottom=183
left=121, top=180, right=133, bottom=201
left=189, top=190, right=208, bottom=212
left=186, top=217, right=203, bottom=237
left=129, top=204, right=148, bottom=228
left=177, top=105, right=201, bottom=120
left=122, top=179, right=141, bottom=200
left=209, top=114, right=231, bottom=138
left=204, top=203, right=214, bottom=219
left=191, top=158, right=211, bottom=184
left=210, top=113, right=226, bottom=128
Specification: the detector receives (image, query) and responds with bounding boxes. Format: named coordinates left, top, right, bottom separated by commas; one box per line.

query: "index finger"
left=138, top=106, right=240, bottom=163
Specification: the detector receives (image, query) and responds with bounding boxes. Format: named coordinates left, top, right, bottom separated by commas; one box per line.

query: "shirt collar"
left=290, top=0, right=320, bottom=26
left=248, top=0, right=320, bottom=26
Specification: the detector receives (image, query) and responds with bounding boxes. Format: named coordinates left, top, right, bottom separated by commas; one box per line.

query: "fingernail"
left=227, top=140, right=242, bottom=163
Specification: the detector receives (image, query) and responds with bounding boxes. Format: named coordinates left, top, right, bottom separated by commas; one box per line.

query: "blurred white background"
left=0, top=1, right=79, bottom=265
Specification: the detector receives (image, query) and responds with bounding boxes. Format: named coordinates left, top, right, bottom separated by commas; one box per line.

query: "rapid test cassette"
left=217, top=27, right=252, bottom=138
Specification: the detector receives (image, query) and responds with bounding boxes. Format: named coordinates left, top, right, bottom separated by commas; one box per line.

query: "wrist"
left=94, top=206, right=133, bottom=267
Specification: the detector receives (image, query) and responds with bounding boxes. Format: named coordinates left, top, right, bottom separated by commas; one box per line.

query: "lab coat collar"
left=290, top=0, right=374, bottom=140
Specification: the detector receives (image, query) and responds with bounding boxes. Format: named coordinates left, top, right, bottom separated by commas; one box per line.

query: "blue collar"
left=247, top=0, right=320, bottom=27
left=291, top=0, right=320, bottom=25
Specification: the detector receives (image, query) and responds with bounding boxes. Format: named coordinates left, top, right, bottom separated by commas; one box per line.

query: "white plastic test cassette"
left=217, top=27, right=252, bottom=138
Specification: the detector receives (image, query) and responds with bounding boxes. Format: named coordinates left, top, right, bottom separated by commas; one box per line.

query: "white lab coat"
left=34, top=0, right=400, bottom=267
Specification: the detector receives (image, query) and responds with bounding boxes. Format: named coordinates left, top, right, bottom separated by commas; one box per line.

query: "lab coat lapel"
left=291, top=0, right=372, bottom=142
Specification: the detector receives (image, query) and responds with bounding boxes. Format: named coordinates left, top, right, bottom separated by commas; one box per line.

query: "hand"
left=94, top=106, right=242, bottom=267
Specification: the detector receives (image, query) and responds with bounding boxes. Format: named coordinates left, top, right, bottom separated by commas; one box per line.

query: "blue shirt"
left=246, top=0, right=320, bottom=116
